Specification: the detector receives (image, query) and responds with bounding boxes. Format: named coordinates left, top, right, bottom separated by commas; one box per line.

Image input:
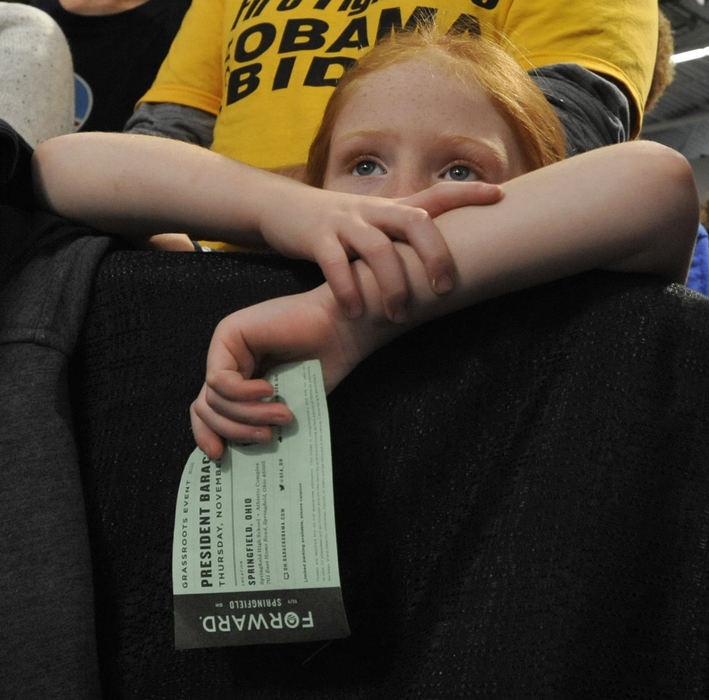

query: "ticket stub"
left=172, top=360, right=349, bottom=649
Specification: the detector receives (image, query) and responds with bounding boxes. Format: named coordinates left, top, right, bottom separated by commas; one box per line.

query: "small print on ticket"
left=172, top=360, right=349, bottom=649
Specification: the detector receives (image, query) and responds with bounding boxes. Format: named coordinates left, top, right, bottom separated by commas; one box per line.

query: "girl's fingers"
left=190, top=383, right=284, bottom=452
left=204, top=329, right=259, bottom=392
left=190, top=404, right=226, bottom=460
left=204, top=381, right=293, bottom=426
left=314, top=240, right=363, bottom=319
left=351, top=223, right=410, bottom=322
left=358, top=204, right=452, bottom=306
left=313, top=220, right=408, bottom=321
left=192, top=398, right=274, bottom=446
left=392, top=210, right=455, bottom=295
left=401, top=181, right=503, bottom=217
left=392, top=183, right=503, bottom=294
left=205, top=368, right=275, bottom=402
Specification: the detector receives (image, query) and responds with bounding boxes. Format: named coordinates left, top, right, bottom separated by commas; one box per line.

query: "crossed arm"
left=31, top=132, right=501, bottom=321
left=189, top=141, right=699, bottom=458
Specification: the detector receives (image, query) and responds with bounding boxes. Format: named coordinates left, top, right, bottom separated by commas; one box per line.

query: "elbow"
left=31, top=135, right=73, bottom=211
left=656, top=141, right=698, bottom=221
left=638, top=141, right=699, bottom=281
left=649, top=141, right=697, bottom=229
left=661, top=145, right=700, bottom=281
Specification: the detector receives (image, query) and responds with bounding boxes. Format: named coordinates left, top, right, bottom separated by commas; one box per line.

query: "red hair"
left=306, top=28, right=565, bottom=188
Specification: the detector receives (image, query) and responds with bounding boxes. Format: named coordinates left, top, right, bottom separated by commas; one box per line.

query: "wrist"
left=256, top=173, right=312, bottom=246
left=323, top=263, right=409, bottom=355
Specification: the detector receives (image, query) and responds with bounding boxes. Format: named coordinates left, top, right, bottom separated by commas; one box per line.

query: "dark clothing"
left=3, top=118, right=709, bottom=696
left=531, top=62, right=631, bottom=156
left=76, top=253, right=709, bottom=698
left=0, top=119, right=111, bottom=697
left=0, top=120, right=78, bottom=279
left=29, top=0, right=190, bottom=132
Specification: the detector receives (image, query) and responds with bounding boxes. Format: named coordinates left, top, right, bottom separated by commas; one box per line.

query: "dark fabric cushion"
left=0, top=118, right=97, bottom=289
left=71, top=250, right=709, bottom=698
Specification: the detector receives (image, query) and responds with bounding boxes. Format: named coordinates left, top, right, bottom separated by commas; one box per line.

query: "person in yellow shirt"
left=126, top=0, right=659, bottom=172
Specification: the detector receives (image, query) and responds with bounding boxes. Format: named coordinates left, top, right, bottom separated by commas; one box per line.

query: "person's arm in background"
left=124, top=102, right=215, bottom=147
left=122, top=0, right=221, bottom=144
left=504, top=0, right=658, bottom=148
left=529, top=8, right=674, bottom=157
left=189, top=140, right=699, bottom=456
left=530, top=64, right=631, bottom=156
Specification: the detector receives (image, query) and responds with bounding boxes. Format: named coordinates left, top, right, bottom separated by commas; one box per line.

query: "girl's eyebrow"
left=334, top=129, right=391, bottom=144
left=335, top=130, right=505, bottom=158
left=442, top=134, right=506, bottom=160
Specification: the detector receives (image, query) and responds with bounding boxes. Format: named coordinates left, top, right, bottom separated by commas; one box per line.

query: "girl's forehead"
left=326, top=52, right=530, bottom=181
left=348, top=55, right=475, bottom=99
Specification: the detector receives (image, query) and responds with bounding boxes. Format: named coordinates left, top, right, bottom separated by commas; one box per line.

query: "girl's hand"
left=190, top=285, right=378, bottom=459
left=139, top=233, right=196, bottom=251
left=258, top=181, right=502, bottom=322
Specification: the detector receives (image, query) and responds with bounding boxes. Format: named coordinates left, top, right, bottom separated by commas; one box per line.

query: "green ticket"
left=172, top=360, right=349, bottom=649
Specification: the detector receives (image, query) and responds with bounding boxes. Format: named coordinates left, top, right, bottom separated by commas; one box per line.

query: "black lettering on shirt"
left=235, top=23, right=277, bottom=61
left=447, top=13, right=480, bottom=35
left=375, top=6, right=436, bottom=41
left=279, top=18, right=329, bottom=51
left=327, top=16, right=368, bottom=51
left=232, top=0, right=272, bottom=29
left=225, top=8, right=481, bottom=102
left=227, top=63, right=262, bottom=103
left=277, top=0, right=303, bottom=10
left=338, top=0, right=377, bottom=17
left=304, top=55, right=356, bottom=86
left=273, top=56, right=296, bottom=89
left=249, top=0, right=272, bottom=20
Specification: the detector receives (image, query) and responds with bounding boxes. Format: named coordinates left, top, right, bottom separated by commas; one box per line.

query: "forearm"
left=352, top=141, right=698, bottom=337
left=31, top=132, right=299, bottom=246
left=193, top=142, right=697, bottom=449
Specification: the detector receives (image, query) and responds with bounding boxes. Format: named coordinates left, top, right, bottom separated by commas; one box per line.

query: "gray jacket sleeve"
left=529, top=63, right=632, bottom=157
left=123, top=102, right=215, bottom=148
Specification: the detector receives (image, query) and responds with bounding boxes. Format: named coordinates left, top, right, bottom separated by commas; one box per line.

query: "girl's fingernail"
left=434, top=274, right=453, bottom=294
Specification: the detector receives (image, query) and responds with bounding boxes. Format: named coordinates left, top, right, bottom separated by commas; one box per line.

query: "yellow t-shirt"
left=141, top=0, right=657, bottom=170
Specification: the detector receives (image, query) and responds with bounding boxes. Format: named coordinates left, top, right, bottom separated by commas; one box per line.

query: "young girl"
left=182, top=30, right=699, bottom=457
left=31, top=30, right=698, bottom=456
left=28, top=28, right=561, bottom=321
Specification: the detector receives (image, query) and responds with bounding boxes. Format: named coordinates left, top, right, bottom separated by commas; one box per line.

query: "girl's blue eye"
left=353, top=160, right=384, bottom=176
left=443, top=165, right=475, bottom=181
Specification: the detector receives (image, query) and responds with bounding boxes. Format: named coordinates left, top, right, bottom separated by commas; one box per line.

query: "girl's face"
left=322, top=57, right=529, bottom=197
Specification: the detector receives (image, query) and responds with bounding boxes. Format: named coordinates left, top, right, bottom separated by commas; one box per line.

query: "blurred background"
left=644, top=0, right=709, bottom=197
